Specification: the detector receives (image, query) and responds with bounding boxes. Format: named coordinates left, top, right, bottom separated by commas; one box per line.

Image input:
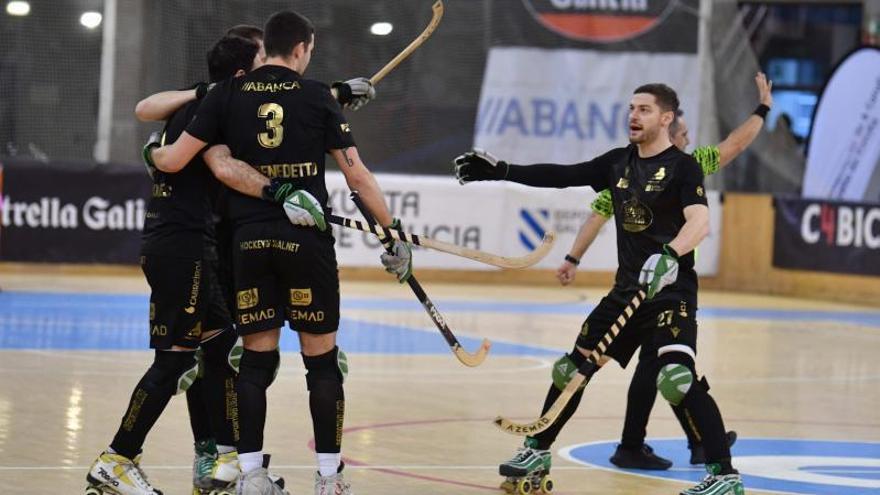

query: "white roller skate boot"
left=86, top=451, right=163, bottom=494
left=314, top=462, right=352, bottom=495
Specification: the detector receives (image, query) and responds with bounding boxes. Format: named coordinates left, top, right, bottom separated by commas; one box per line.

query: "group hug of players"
left=84, top=9, right=772, bottom=495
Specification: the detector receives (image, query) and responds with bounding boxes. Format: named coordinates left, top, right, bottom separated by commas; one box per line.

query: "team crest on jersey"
left=290, top=288, right=313, bottom=306
left=645, top=166, right=668, bottom=192
left=616, top=177, right=629, bottom=189
left=237, top=288, right=259, bottom=310
left=622, top=197, right=653, bottom=232
left=521, top=0, right=677, bottom=43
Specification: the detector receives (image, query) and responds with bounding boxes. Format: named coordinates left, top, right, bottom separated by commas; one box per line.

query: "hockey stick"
left=369, top=0, right=444, bottom=85
left=348, top=191, right=490, bottom=367
left=494, top=289, right=647, bottom=435
left=328, top=214, right=554, bottom=269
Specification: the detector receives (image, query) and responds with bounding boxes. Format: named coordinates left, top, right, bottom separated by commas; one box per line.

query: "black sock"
left=679, top=377, right=734, bottom=474
left=620, top=357, right=659, bottom=449
left=672, top=403, right=702, bottom=448
left=186, top=378, right=213, bottom=443
left=235, top=348, right=279, bottom=454
left=111, top=350, right=196, bottom=459
left=303, top=347, right=345, bottom=453
left=532, top=348, right=594, bottom=450
left=201, top=330, right=240, bottom=446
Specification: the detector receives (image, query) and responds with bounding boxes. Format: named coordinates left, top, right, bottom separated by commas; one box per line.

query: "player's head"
left=668, top=109, right=689, bottom=150
left=207, top=35, right=260, bottom=82
left=629, top=83, right=679, bottom=145
left=227, top=24, right=265, bottom=68
left=263, top=10, right=315, bottom=73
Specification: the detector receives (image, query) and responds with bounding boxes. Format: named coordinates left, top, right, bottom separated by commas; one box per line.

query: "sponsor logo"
left=186, top=260, right=201, bottom=313
left=519, top=209, right=549, bottom=251
left=800, top=203, right=880, bottom=248
left=340, top=123, right=351, bottom=133
left=151, top=324, right=167, bottom=336
left=0, top=195, right=145, bottom=231
left=97, top=467, right=120, bottom=486
left=290, top=288, right=312, bottom=306
left=521, top=0, right=676, bottom=43
left=669, top=326, right=681, bottom=338
left=238, top=308, right=276, bottom=325
left=241, top=81, right=301, bottom=92
left=289, top=309, right=325, bottom=322
left=616, top=177, right=629, bottom=189
left=237, top=288, right=259, bottom=310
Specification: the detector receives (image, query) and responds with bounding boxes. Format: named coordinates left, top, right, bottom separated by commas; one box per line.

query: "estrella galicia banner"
left=0, top=158, right=149, bottom=264
left=773, top=196, right=880, bottom=276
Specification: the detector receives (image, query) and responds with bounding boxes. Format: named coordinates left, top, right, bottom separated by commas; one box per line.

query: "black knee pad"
left=237, top=348, right=280, bottom=390
left=200, top=328, right=239, bottom=372
left=146, top=350, right=198, bottom=395
left=303, top=346, right=347, bottom=391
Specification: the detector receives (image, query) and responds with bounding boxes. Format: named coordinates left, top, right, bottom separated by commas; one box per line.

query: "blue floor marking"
left=1, top=291, right=878, bottom=352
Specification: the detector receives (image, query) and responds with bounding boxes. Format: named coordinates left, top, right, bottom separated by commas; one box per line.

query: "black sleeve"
left=677, top=155, right=709, bottom=208
left=322, top=86, right=356, bottom=150
left=185, top=78, right=228, bottom=144
left=505, top=148, right=620, bottom=190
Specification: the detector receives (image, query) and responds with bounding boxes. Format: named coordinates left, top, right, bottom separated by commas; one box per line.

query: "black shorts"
left=203, top=256, right=234, bottom=332
left=233, top=220, right=339, bottom=336
left=576, top=290, right=698, bottom=368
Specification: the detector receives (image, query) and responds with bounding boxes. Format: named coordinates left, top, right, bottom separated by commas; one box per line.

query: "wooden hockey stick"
left=328, top=214, right=554, bottom=270
left=348, top=191, right=490, bottom=367
left=369, top=0, right=444, bottom=85
left=494, top=289, right=647, bottom=435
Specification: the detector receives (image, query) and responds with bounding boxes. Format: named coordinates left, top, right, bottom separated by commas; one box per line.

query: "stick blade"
left=452, top=338, right=491, bottom=367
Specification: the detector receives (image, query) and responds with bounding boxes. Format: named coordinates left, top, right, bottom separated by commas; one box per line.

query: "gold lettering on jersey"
left=645, top=166, right=669, bottom=192
left=145, top=211, right=160, bottom=219
left=185, top=260, right=201, bottom=314
left=151, top=324, right=168, bottom=336
left=340, top=123, right=351, bottom=133
left=289, top=309, right=325, bottom=322
left=257, top=162, right=318, bottom=179
left=239, top=239, right=301, bottom=253
left=621, top=197, right=653, bottom=232
left=237, top=288, right=259, bottom=310
left=290, top=288, right=312, bottom=306
left=238, top=308, right=276, bottom=325
left=149, top=303, right=155, bottom=320
left=670, top=326, right=681, bottom=338
left=152, top=183, right=172, bottom=198
left=616, top=178, right=629, bottom=189
left=242, top=81, right=301, bottom=92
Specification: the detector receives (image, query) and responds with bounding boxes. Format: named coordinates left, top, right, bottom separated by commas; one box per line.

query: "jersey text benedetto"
left=505, top=144, right=708, bottom=303
left=591, top=144, right=719, bottom=218
left=186, top=65, right=354, bottom=227
left=141, top=99, right=215, bottom=258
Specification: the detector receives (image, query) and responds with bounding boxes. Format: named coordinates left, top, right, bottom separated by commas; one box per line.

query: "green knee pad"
left=657, top=364, right=693, bottom=406
left=552, top=354, right=586, bottom=391
left=227, top=337, right=244, bottom=374
left=175, top=356, right=201, bottom=395
left=337, top=348, right=349, bottom=383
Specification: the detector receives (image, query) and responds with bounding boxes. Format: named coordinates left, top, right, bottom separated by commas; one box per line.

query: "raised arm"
left=453, top=148, right=616, bottom=190
left=716, top=72, right=773, bottom=168
left=135, top=88, right=199, bottom=122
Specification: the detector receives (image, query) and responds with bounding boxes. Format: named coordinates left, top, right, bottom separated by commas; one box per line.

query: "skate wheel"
left=540, top=476, right=554, bottom=493
left=85, top=487, right=103, bottom=495
left=500, top=479, right=515, bottom=493
left=517, top=478, right=532, bottom=494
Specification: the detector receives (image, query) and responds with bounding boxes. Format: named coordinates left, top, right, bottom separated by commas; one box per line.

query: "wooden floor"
left=0, top=268, right=878, bottom=494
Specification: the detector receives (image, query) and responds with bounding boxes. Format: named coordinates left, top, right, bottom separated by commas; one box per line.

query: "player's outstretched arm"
left=557, top=212, right=609, bottom=286
left=148, top=131, right=208, bottom=173
left=716, top=72, right=773, bottom=168
left=203, top=144, right=268, bottom=198
left=135, top=88, right=199, bottom=122
left=453, top=148, right=616, bottom=190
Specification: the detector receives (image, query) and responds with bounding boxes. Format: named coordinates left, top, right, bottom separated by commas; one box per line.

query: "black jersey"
left=186, top=65, right=355, bottom=227
left=506, top=144, right=708, bottom=303
left=141, top=99, right=215, bottom=258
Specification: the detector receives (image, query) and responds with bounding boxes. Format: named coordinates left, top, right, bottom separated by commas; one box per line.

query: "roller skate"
left=85, top=451, right=163, bottom=494
left=236, top=455, right=289, bottom=495
left=314, top=461, right=352, bottom=495
left=499, top=438, right=553, bottom=494
left=680, top=463, right=744, bottom=495
left=192, top=439, right=219, bottom=494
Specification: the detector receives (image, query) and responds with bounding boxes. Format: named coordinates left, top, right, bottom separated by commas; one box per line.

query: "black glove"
left=195, top=82, right=216, bottom=100
left=142, top=131, right=162, bottom=180
left=332, top=77, right=376, bottom=111
left=453, top=149, right=509, bottom=184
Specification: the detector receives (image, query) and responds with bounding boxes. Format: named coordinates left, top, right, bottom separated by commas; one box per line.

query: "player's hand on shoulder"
left=639, top=245, right=679, bottom=299
left=333, top=77, right=376, bottom=111
left=379, top=218, right=413, bottom=283
left=453, top=148, right=509, bottom=184
left=142, top=131, right=162, bottom=180
left=282, top=189, right=327, bottom=231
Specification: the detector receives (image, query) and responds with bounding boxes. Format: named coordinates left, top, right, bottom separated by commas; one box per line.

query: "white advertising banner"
left=804, top=47, right=880, bottom=202
left=327, top=172, right=721, bottom=276
left=472, top=47, right=702, bottom=165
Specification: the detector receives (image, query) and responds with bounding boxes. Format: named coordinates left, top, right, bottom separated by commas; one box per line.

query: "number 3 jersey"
left=186, top=64, right=355, bottom=227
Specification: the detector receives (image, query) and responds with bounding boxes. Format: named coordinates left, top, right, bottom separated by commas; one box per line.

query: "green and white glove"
left=639, top=245, right=679, bottom=299
left=142, top=131, right=162, bottom=180
left=282, top=190, right=326, bottom=231
left=379, top=218, right=413, bottom=283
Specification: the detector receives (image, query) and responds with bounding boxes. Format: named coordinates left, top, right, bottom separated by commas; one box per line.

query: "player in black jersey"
left=454, top=84, right=743, bottom=495
left=85, top=36, right=261, bottom=495
left=146, top=10, right=410, bottom=495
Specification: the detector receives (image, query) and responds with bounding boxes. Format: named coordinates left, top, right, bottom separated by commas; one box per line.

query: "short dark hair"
left=263, top=11, right=314, bottom=58
left=207, top=35, right=259, bottom=82
left=668, top=109, right=685, bottom=138
left=227, top=24, right=263, bottom=41
left=633, top=83, right=680, bottom=113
